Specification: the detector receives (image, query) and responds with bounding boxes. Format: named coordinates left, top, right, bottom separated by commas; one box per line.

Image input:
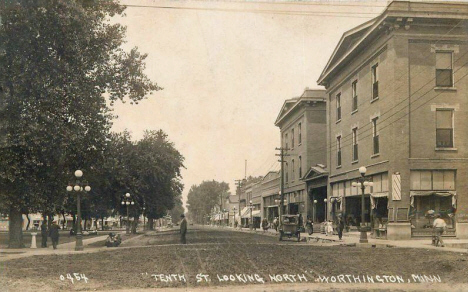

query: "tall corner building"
left=317, top=1, right=468, bottom=239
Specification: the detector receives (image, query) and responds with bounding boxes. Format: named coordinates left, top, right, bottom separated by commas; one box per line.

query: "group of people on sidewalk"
left=40, top=221, right=60, bottom=249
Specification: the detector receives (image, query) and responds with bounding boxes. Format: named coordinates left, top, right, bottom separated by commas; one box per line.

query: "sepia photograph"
left=0, top=0, right=467, bottom=291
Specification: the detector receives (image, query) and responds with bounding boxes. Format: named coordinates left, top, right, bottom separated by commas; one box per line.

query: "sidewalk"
left=0, top=233, right=120, bottom=262
left=213, top=224, right=468, bottom=253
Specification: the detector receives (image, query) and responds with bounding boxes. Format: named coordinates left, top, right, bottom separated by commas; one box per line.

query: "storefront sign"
left=392, top=174, right=401, bottom=201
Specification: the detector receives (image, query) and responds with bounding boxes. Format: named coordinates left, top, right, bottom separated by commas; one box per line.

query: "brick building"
left=261, top=171, right=280, bottom=223
left=275, top=88, right=327, bottom=221
left=318, top=1, right=468, bottom=239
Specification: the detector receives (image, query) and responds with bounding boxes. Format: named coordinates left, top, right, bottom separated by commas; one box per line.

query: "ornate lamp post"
left=313, top=199, right=317, bottom=222
left=352, top=166, right=374, bottom=244
left=66, top=170, right=91, bottom=251
left=121, top=193, right=134, bottom=234
left=324, top=198, right=328, bottom=221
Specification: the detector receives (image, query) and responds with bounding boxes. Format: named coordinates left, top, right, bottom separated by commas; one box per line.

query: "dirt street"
left=1, top=227, right=467, bottom=291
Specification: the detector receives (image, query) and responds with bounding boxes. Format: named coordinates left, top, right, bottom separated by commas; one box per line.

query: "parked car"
left=279, top=215, right=301, bottom=242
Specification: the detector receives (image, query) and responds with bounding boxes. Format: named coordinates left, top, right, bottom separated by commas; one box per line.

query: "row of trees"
left=186, top=180, right=230, bottom=224
left=0, top=0, right=184, bottom=247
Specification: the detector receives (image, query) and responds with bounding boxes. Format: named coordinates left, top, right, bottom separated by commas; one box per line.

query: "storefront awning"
left=371, top=192, right=388, bottom=198
left=410, top=191, right=456, bottom=208
left=252, top=210, right=261, bottom=218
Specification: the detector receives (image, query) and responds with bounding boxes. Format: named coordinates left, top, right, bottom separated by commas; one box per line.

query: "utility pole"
left=275, top=147, right=289, bottom=225
left=244, top=160, right=247, bottom=179
left=235, top=179, right=243, bottom=226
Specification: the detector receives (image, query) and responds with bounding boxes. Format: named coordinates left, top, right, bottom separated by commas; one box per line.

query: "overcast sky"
left=110, top=0, right=388, bottom=206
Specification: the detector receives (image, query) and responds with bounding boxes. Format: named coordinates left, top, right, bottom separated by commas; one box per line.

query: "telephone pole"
left=275, top=147, right=289, bottom=224
left=235, top=179, right=243, bottom=224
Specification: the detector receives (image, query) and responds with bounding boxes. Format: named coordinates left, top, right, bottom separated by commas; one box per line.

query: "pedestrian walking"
left=433, top=214, right=447, bottom=247
left=49, top=221, right=60, bottom=249
left=273, top=217, right=279, bottom=233
left=40, top=220, right=48, bottom=248
left=336, top=215, right=345, bottom=240
left=261, top=218, right=269, bottom=233
left=180, top=214, right=187, bottom=244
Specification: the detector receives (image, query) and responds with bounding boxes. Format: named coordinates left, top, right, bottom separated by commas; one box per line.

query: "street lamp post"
left=313, top=199, right=317, bottom=222
left=324, top=198, right=328, bottom=221
left=121, top=193, right=134, bottom=235
left=66, top=170, right=91, bottom=251
left=352, top=166, right=374, bottom=244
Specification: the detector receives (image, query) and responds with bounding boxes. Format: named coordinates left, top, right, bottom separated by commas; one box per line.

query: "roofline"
left=317, top=1, right=468, bottom=85
left=318, top=17, right=378, bottom=84
left=274, top=96, right=326, bottom=127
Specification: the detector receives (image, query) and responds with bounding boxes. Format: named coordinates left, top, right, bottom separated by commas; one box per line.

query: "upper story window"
left=410, top=170, right=455, bottom=191
left=436, top=52, right=453, bottom=87
left=291, top=159, right=295, bottom=181
left=372, top=117, right=379, bottom=155
left=352, top=127, right=358, bottom=162
left=336, top=135, right=342, bottom=167
left=285, top=162, right=289, bottom=183
left=299, top=156, right=302, bottom=178
left=352, top=80, right=358, bottom=112
left=336, top=93, right=341, bottom=121
left=436, top=109, right=454, bottom=148
left=291, top=128, right=295, bottom=149
left=298, top=123, right=302, bottom=145
left=371, top=64, right=379, bottom=99
left=285, top=133, right=288, bottom=149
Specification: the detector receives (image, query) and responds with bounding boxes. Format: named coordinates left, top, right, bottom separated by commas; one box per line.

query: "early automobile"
left=279, top=214, right=301, bottom=242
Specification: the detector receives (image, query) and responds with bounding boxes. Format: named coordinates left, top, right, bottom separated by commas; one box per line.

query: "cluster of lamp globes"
left=121, top=193, right=135, bottom=206
left=66, top=170, right=91, bottom=193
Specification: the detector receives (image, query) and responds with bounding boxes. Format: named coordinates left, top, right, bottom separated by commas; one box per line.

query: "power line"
left=178, top=0, right=389, bottom=9
left=122, top=3, right=380, bottom=18
left=327, top=20, right=465, bottom=130
left=328, top=47, right=468, bottom=154
left=332, top=67, right=468, bottom=162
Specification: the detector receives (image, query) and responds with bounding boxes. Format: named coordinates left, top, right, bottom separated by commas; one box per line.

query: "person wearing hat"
left=433, top=214, right=447, bottom=247
left=40, top=220, right=48, bottom=248
left=49, top=221, right=60, bottom=249
left=180, top=214, right=187, bottom=244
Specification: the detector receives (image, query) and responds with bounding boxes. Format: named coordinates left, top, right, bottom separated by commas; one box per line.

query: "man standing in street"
left=336, top=214, right=345, bottom=241
left=180, top=214, right=187, bottom=244
left=49, top=221, right=60, bottom=249
left=433, top=214, right=447, bottom=247
left=40, top=220, right=48, bottom=248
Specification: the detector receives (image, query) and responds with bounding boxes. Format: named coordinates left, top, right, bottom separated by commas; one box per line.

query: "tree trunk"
left=47, top=214, right=53, bottom=230
left=131, top=217, right=138, bottom=234
left=8, top=206, right=24, bottom=248
left=148, top=218, right=154, bottom=230
left=25, top=213, right=30, bottom=230
left=84, top=218, right=88, bottom=231
left=61, top=211, right=66, bottom=229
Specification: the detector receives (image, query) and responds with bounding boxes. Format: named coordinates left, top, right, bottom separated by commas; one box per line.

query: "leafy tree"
left=0, top=1, right=160, bottom=247
left=187, top=180, right=230, bottom=224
